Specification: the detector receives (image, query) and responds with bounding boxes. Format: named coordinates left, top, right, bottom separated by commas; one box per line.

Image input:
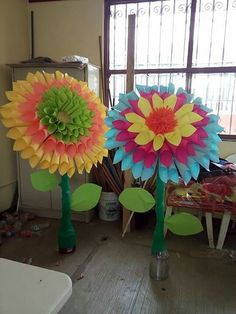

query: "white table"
left=0, top=258, right=72, bottom=314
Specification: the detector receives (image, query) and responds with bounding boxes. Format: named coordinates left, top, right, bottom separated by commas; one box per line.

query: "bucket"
left=98, top=192, right=120, bottom=221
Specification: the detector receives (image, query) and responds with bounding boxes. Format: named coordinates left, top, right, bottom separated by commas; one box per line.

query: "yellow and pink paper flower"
left=0, top=71, right=108, bottom=177
left=105, top=83, right=223, bottom=183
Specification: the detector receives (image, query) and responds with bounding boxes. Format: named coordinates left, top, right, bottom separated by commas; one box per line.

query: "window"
left=104, top=0, right=236, bottom=137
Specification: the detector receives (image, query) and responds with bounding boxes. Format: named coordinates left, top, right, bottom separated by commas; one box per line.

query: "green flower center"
left=36, top=86, right=94, bottom=143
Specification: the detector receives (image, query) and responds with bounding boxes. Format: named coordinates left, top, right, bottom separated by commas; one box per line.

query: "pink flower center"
left=145, top=107, right=177, bottom=134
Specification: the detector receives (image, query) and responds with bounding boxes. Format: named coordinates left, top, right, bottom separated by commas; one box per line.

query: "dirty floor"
left=1, top=215, right=236, bottom=314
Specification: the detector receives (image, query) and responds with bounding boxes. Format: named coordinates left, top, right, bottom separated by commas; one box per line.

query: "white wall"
left=29, top=0, right=104, bottom=66
left=0, top=0, right=29, bottom=211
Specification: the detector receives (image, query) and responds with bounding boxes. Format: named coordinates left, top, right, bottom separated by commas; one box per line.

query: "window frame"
left=104, top=0, right=236, bottom=140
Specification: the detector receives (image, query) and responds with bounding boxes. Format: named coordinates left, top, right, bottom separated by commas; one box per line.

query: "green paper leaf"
left=118, top=188, right=155, bottom=213
left=165, top=213, right=203, bottom=236
left=31, top=170, right=58, bottom=192
left=71, top=183, right=102, bottom=212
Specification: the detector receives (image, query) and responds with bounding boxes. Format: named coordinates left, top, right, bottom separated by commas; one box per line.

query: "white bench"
left=0, top=258, right=72, bottom=314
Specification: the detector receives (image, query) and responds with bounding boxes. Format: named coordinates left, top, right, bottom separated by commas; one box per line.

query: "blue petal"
left=193, top=97, right=202, bottom=105
left=188, top=158, right=200, bottom=180
left=105, top=128, right=119, bottom=139
left=168, top=82, right=175, bottom=94
left=159, top=165, right=169, bottom=183
left=175, top=161, right=192, bottom=184
left=113, top=148, right=125, bottom=164
left=160, top=85, right=167, bottom=93
left=168, top=163, right=179, bottom=183
left=105, top=117, right=114, bottom=127
left=132, top=162, right=144, bottom=179
left=136, top=84, right=152, bottom=94
left=108, top=110, right=125, bottom=120
left=176, top=87, right=186, bottom=95
left=121, top=154, right=133, bottom=171
left=141, top=165, right=156, bottom=181
left=105, top=139, right=123, bottom=150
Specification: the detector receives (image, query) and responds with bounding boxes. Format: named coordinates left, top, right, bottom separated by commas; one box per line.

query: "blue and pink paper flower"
left=105, top=83, right=223, bottom=184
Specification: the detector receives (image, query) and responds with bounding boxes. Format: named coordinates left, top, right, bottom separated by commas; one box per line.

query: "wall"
left=219, top=141, right=236, bottom=159
left=0, top=0, right=29, bottom=211
left=28, top=0, right=104, bottom=66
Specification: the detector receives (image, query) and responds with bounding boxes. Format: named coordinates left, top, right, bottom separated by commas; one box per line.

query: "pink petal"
left=124, top=140, right=137, bottom=153
left=32, top=82, right=48, bottom=95
left=160, top=150, right=173, bottom=167
left=116, top=130, right=135, bottom=142
left=193, top=117, right=209, bottom=127
left=120, top=108, right=133, bottom=117
left=176, top=147, right=188, bottom=164
left=173, top=94, right=187, bottom=112
left=26, top=120, right=40, bottom=136
left=187, top=143, right=196, bottom=156
left=21, top=111, right=37, bottom=122
left=112, top=120, right=131, bottom=130
left=133, top=148, right=145, bottom=163
left=42, top=137, right=56, bottom=152
left=66, top=144, right=77, bottom=158
left=129, top=100, right=144, bottom=116
left=144, top=152, right=157, bottom=168
left=32, top=129, right=48, bottom=144
left=56, top=141, right=66, bottom=154
left=196, top=127, right=208, bottom=138
left=193, top=105, right=208, bottom=116
left=19, top=100, right=38, bottom=112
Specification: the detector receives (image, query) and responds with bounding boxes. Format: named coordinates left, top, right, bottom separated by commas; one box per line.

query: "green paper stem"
left=58, top=174, right=76, bottom=252
left=151, top=171, right=166, bottom=255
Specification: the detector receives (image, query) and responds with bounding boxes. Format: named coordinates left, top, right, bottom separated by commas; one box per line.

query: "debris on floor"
left=31, top=222, right=50, bottom=232
left=0, top=210, right=50, bottom=245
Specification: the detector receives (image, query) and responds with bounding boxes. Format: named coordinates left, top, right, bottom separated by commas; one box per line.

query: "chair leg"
left=164, top=206, right=173, bottom=237
left=216, top=212, right=231, bottom=250
left=205, top=212, right=214, bottom=249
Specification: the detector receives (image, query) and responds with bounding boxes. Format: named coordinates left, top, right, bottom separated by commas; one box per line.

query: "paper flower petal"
left=0, top=71, right=108, bottom=176
left=105, top=83, right=222, bottom=183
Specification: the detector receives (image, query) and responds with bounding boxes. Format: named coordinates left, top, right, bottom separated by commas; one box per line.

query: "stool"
left=0, top=258, right=72, bottom=314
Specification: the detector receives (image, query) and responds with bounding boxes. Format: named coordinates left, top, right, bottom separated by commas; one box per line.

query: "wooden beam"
left=122, top=14, right=136, bottom=233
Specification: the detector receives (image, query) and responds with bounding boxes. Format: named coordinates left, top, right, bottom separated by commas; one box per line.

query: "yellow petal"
left=26, top=72, right=39, bottom=84
left=49, top=152, right=60, bottom=173
left=164, top=95, right=177, bottom=108
left=20, top=144, right=40, bottom=159
left=59, top=153, right=70, bottom=176
left=35, top=71, right=47, bottom=84
left=43, top=72, right=55, bottom=84
left=153, top=135, right=165, bottom=151
left=180, top=125, right=196, bottom=137
left=17, top=80, right=33, bottom=93
left=125, top=113, right=145, bottom=124
left=175, top=104, right=194, bottom=119
left=29, top=149, right=43, bottom=168
left=6, top=127, right=27, bottom=139
left=67, top=159, right=76, bottom=178
left=39, top=152, right=53, bottom=169
left=13, top=136, right=31, bottom=151
left=1, top=118, right=27, bottom=128
left=178, top=112, right=203, bottom=126
left=138, top=97, right=152, bottom=117
left=135, top=130, right=155, bottom=145
left=55, top=71, right=64, bottom=80
left=152, top=93, right=164, bottom=109
left=128, top=123, right=148, bottom=133
left=165, top=130, right=181, bottom=146
left=0, top=108, right=20, bottom=119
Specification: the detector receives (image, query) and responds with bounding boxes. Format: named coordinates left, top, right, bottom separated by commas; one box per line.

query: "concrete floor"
left=1, top=215, right=236, bottom=314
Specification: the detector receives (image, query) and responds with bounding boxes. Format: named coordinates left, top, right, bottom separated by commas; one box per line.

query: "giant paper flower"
left=105, top=83, right=223, bottom=183
left=0, top=71, right=108, bottom=177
